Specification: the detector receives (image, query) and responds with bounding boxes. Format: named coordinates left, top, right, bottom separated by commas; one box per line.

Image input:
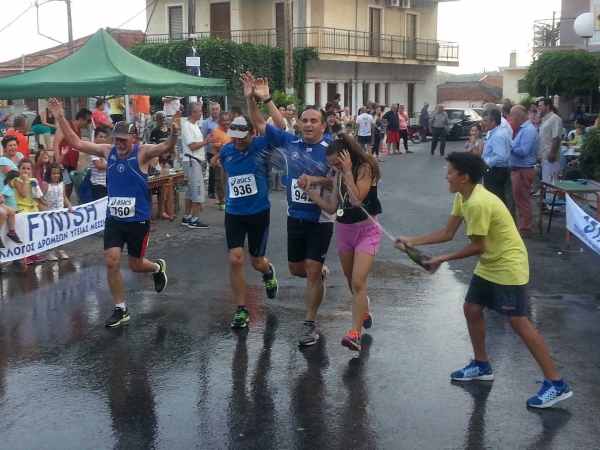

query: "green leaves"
left=579, top=127, right=600, bottom=181
left=129, top=40, right=318, bottom=99
left=524, top=50, right=600, bottom=97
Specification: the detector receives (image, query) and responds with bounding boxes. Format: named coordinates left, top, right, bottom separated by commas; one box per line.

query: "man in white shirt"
left=356, top=106, right=375, bottom=154
left=501, top=103, right=514, bottom=141
left=537, top=98, right=563, bottom=183
left=181, top=102, right=219, bottom=229
left=162, top=97, right=182, bottom=116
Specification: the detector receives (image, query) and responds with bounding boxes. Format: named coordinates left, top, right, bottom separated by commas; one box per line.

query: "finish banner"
left=565, top=194, right=600, bottom=256
left=0, top=197, right=107, bottom=262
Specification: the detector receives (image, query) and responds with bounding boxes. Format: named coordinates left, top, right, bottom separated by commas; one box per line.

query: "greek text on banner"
left=0, top=197, right=107, bottom=262
left=565, top=194, right=600, bottom=256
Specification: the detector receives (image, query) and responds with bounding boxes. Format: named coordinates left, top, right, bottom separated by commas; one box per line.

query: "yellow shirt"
left=451, top=184, right=529, bottom=285
left=108, top=97, right=124, bottom=115
left=12, top=178, right=39, bottom=213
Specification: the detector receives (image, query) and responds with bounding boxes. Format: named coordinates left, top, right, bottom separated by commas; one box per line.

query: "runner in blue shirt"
left=242, top=72, right=334, bottom=346
left=48, top=98, right=173, bottom=328
left=219, top=115, right=279, bottom=328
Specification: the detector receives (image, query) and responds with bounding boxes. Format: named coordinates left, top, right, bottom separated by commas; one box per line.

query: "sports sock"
left=116, top=302, right=126, bottom=310
left=184, top=215, right=190, bottom=219
left=191, top=217, right=198, bottom=222
left=474, top=359, right=490, bottom=369
left=551, top=379, right=565, bottom=388
left=304, top=319, right=315, bottom=324
left=153, top=263, right=161, bottom=273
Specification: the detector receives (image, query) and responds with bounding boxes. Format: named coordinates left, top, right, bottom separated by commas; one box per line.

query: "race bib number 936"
left=229, top=174, right=258, bottom=199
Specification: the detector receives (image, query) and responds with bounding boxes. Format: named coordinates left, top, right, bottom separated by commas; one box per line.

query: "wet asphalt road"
left=1, top=140, right=599, bottom=450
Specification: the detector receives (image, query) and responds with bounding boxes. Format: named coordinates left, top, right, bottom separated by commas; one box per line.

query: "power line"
left=0, top=6, right=33, bottom=34
left=112, top=0, right=159, bottom=32
left=145, top=0, right=159, bottom=34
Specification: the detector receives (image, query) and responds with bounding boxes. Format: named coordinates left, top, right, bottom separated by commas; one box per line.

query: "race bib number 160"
left=108, top=197, right=136, bottom=218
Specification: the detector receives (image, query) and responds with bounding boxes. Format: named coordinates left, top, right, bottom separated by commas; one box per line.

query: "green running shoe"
left=153, top=259, right=168, bottom=293
left=231, top=306, right=250, bottom=328
left=262, top=263, right=279, bottom=299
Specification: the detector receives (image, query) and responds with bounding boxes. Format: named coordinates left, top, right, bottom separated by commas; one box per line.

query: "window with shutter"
left=169, top=6, right=183, bottom=40
left=369, top=8, right=381, bottom=57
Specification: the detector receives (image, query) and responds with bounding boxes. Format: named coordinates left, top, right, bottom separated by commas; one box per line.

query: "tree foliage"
left=258, top=90, right=303, bottom=116
left=129, top=39, right=318, bottom=100
left=524, top=50, right=600, bottom=97
left=579, top=127, right=600, bottom=181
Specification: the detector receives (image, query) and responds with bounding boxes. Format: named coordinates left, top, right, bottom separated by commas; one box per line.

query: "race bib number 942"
left=292, top=178, right=318, bottom=204
left=108, top=197, right=136, bottom=218
left=229, top=174, right=258, bottom=199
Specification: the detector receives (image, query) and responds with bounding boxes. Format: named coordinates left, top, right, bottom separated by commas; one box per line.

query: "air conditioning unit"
left=387, top=0, right=400, bottom=7
left=399, top=0, right=411, bottom=8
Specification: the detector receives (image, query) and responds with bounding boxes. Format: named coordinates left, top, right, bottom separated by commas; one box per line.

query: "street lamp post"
left=574, top=12, right=595, bottom=49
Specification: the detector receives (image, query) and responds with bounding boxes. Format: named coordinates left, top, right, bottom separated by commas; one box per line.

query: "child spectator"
left=0, top=193, right=22, bottom=248
left=12, top=159, right=48, bottom=263
left=34, top=149, right=50, bottom=186
left=345, top=122, right=355, bottom=139
left=42, top=163, right=73, bottom=260
left=2, top=171, right=20, bottom=210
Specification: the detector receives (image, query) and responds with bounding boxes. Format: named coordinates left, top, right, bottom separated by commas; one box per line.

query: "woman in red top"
left=92, top=99, right=112, bottom=128
left=54, top=108, right=92, bottom=201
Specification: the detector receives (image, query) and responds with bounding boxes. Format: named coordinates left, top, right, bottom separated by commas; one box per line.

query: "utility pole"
left=66, top=0, right=74, bottom=54
left=284, top=0, right=294, bottom=94
left=188, top=0, right=196, bottom=35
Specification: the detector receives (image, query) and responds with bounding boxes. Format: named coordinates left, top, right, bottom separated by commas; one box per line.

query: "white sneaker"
left=57, top=250, right=69, bottom=259
left=46, top=251, right=58, bottom=261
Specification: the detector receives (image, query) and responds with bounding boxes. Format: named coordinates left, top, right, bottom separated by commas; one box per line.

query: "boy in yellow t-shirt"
left=395, top=152, right=572, bottom=409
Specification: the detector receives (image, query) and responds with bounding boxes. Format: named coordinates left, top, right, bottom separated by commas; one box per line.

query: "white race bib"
left=108, top=197, right=136, bottom=218
left=292, top=178, right=318, bottom=204
left=229, top=174, right=258, bottom=199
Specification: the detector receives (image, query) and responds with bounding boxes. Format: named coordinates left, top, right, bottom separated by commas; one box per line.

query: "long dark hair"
left=326, top=133, right=380, bottom=183
left=44, top=162, right=63, bottom=184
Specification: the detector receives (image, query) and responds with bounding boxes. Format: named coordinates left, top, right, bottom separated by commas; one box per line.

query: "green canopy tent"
left=0, top=29, right=226, bottom=99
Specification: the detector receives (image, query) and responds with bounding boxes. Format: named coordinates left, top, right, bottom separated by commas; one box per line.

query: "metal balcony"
left=144, top=27, right=459, bottom=65
left=533, top=18, right=582, bottom=52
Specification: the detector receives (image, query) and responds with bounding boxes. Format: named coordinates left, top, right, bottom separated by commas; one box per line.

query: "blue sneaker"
left=526, top=380, right=573, bottom=409
left=188, top=219, right=210, bottom=229
left=181, top=217, right=191, bottom=227
left=363, top=296, right=373, bottom=329
left=451, top=360, right=494, bottom=381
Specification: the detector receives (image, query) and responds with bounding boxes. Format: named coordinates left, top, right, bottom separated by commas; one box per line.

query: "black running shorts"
left=357, top=135, right=372, bottom=145
left=225, top=209, right=270, bottom=257
left=104, top=216, right=151, bottom=258
left=287, top=217, right=334, bottom=264
left=465, top=274, right=528, bottom=317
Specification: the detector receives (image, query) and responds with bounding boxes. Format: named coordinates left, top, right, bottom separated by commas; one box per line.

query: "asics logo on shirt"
left=225, top=156, right=233, bottom=164
left=117, top=164, right=125, bottom=172
left=291, top=152, right=300, bottom=160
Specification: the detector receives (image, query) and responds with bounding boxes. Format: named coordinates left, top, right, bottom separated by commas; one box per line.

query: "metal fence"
left=533, top=18, right=581, bottom=50
left=145, top=27, right=459, bottom=63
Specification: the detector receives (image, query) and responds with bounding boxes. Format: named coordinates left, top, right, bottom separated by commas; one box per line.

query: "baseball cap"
left=227, top=116, right=254, bottom=139
left=112, top=121, right=136, bottom=139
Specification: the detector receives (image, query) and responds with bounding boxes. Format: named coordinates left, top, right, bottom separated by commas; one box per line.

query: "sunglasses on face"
left=230, top=124, right=252, bottom=132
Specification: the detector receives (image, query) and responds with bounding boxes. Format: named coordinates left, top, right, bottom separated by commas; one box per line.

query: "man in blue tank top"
left=219, top=116, right=279, bottom=328
left=49, top=98, right=175, bottom=328
left=243, top=73, right=334, bottom=347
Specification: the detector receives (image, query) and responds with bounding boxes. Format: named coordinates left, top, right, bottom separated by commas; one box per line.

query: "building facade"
left=144, top=0, right=459, bottom=115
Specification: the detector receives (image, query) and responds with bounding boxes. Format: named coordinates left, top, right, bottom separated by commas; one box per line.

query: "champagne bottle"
left=404, top=245, right=438, bottom=273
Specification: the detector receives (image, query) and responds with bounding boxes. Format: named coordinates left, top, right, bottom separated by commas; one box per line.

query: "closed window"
left=168, top=6, right=183, bottom=39
left=517, top=78, right=525, bottom=94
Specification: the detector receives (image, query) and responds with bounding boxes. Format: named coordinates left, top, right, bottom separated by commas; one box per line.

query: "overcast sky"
left=3, top=0, right=563, bottom=73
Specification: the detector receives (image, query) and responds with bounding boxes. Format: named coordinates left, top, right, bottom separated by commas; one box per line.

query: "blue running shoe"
left=526, top=380, right=573, bottom=409
left=451, top=360, right=494, bottom=381
left=363, top=296, right=373, bottom=329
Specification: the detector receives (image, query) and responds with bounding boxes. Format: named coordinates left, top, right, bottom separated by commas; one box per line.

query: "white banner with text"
left=0, top=198, right=107, bottom=262
left=566, top=195, right=600, bottom=256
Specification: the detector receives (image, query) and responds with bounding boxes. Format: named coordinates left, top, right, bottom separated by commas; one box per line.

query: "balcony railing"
left=145, top=27, right=459, bottom=64
left=533, top=18, right=581, bottom=50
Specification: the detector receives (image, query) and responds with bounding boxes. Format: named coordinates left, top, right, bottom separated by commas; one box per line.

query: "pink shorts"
left=336, top=219, right=382, bottom=255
